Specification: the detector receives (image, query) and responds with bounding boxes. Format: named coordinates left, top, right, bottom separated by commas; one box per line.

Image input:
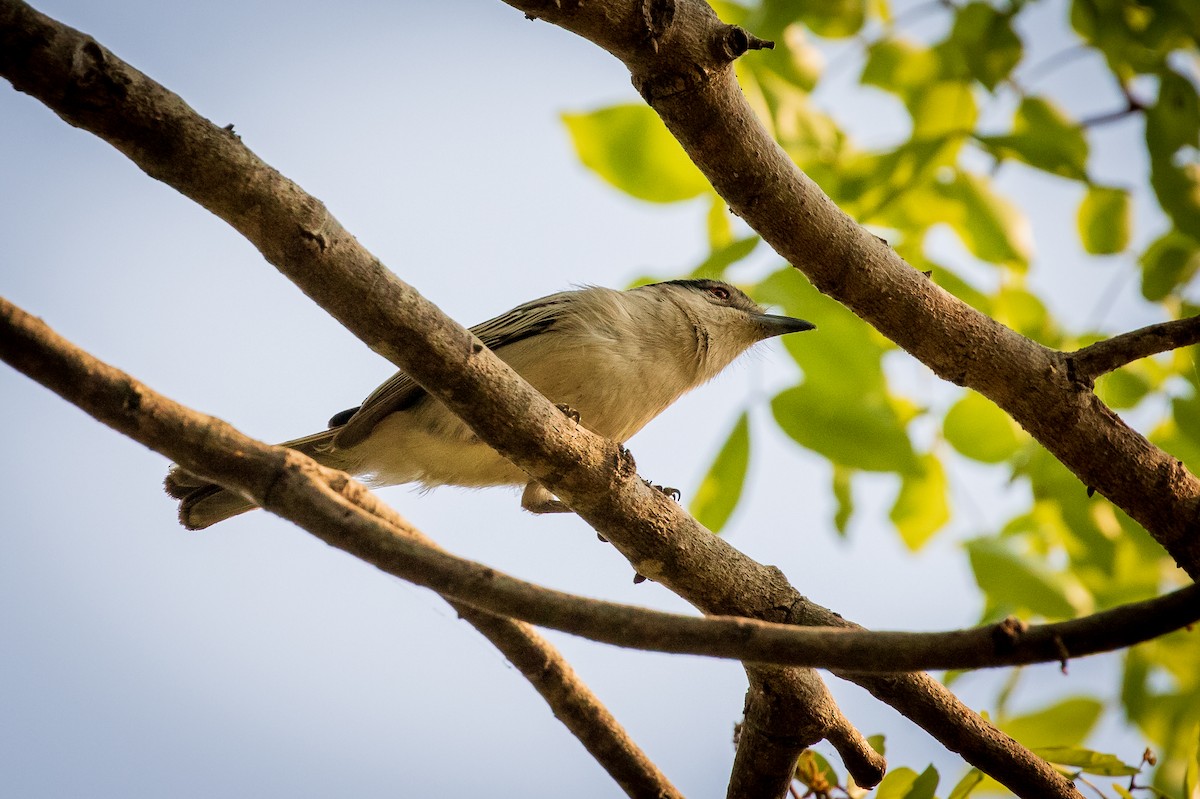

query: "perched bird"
left=166, top=279, right=814, bottom=528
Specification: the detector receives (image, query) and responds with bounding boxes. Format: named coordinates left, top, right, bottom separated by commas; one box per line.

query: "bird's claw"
left=644, top=479, right=681, bottom=502
left=555, top=403, right=581, bottom=423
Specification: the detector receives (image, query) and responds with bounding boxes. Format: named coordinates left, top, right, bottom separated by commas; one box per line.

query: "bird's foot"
left=521, top=481, right=573, bottom=514
left=555, top=403, right=581, bottom=423
left=644, top=479, right=681, bottom=502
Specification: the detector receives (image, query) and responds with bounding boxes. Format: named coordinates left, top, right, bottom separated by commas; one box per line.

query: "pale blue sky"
left=0, top=1, right=1165, bottom=796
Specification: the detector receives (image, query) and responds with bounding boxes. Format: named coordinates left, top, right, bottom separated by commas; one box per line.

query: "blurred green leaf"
left=862, top=37, right=942, bottom=99
left=1184, top=723, right=1199, bottom=799
left=1146, top=68, right=1200, bottom=156
left=943, top=391, right=1023, bottom=463
left=706, top=195, right=734, bottom=248
left=1140, top=229, right=1200, bottom=301
left=911, top=81, right=977, bottom=138
left=833, top=465, right=854, bottom=535
left=1003, top=698, right=1104, bottom=748
left=1034, top=746, right=1140, bottom=776
left=690, top=235, right=760, bottom=280
left=794, top=749, right=839, bottom=794
left=1078, top=185, right=1131, bottom=254
left=1146, top=69, right=1200, bottom=234
left=994, top=285, right=1060, bottom=346
left=773, top=383, right=919, bottom=473
left=798, top=0, right=866, bottom=38
left=750, top=0, right=865, bottom=38
left=967, top=537, right=1093, bottom=618
left=690, top=412, right=751, bottom=534
left=927, top=169, right=1033, bottom=268
left=561, top=105, right=708, bottom=202
left=756, top=24, right=825, bottom=91
left=948, top=3, right=1022, bottom=90
left=875, top=765, right=938, bottom=799
left=979, top=96, right=1088, bottom=180
left=890, top=453, right=950, bottom=550
left=947, top=769, right=984, bottom=799
left=1095, top=367, right=1151, bottom=410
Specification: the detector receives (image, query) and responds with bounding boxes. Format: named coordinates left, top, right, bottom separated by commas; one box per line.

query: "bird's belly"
left=352, top=409, right=529, bottom=489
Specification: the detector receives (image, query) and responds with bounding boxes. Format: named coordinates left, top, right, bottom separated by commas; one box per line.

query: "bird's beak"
left=755, top=313, right=816, bottom=338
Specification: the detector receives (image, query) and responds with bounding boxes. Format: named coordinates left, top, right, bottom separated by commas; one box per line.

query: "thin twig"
left=1070, top=316, right=1200, bottom=384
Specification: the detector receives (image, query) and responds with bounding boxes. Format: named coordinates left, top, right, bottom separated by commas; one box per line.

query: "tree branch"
left=13, top=292, right=1197, bottom=799
left=5, top=294, right=1196, bottom=682
left=0, top=3, right=1083, bottom=794
left=0, top=301, right=681, bottom=799
left=1070, top=316, right=1200, bottom=384
left=496, top=0, right=1200, bottom=582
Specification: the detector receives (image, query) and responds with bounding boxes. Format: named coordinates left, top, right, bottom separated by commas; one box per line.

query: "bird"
left=165, top=279, right=815, bottom=528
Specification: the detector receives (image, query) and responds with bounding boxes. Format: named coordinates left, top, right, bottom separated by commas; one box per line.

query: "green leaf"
left=943, top=391, right=1023, bottom=463
left=1140, top=229, right=1200, bottom=301
left=1146, top=68, right=1200, bottom=157
left=910, top=81, right=977, bottom=139
left=947, top=769, right=984, bottom=799
left=1077, top=185, right=1131, bottom=254
left=561, top=105, right=708, bottom=203
left=949, top=3, right=1022, bottom=90
left=978, top=96, right=1088, bottom=180
left=798, top=0, right=866, bottom=38
left=931, top=170, right=1033, bottom=268
left=1146, top=69, right=1200, bottom=234
left=875, top=766, right=938, bottom=799
left=1095, top=367, right=1151, bottom=410
left=862, top=38, right=942, bottom=99
left=1033, top=746, right=1140, bottom=776
left=967, top=538, right=1093, bottom=618
left=706, top=195, right=733, bottom=248
left=690, top=235, right=760, bottom=280
left=890, top=453, right=950, bottom=550
left=773, top=383, right=918, bottom=473
left=833, top=465, right=854, bottom=535
left=1002, top=698, right=1104, bottom=748
left=690, top=412, right=751, bottom=534
left=1184, top=723, right=1200, bottom=799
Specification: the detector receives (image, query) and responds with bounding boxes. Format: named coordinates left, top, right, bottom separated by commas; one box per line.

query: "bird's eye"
left=707, top=286, right=731, bottom=301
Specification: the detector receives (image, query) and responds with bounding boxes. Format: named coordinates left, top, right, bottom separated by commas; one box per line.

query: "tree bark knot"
left=73, top=39, right=131, bottom=105
left=990, top=615, right=1028, bottom=654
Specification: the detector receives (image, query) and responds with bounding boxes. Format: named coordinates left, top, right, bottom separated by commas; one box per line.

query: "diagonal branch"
left=0, top=3, right=872, bottom=794
left=5, top=291, right=1196, bottom=678
left=1070, top=316, right=1200, bottom=384
left=0, top=3, right=1079, bottom=795
left=0, top=300, right=681, bottom=799
left=496, top=0, right=1200, bottom=582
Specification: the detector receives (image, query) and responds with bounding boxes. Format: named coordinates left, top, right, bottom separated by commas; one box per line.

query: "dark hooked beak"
left=755, top=313, right=816, bottom=338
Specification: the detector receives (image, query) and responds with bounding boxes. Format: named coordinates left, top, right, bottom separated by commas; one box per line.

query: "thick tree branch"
left=1070, top=316, right=1200, bottom=384
left=0, top=3, right=1080, bottom=795
left=13, top=294, right=1196, bottom=799
left=0, top=4, right=870, bottom=793
left=498, top=0, right=1200, bottom=582
left=0, top=302, right=681, bottom=799
left=4, top=295, right=1195, bottom=682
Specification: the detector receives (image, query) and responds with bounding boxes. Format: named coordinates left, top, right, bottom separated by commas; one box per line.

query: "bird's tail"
left=165, top=428, right=350, bottom=529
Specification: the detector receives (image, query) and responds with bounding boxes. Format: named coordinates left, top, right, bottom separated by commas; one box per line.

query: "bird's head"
left=638, top=278, right=815, bottom=378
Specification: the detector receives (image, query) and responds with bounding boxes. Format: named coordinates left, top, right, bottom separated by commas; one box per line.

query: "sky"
left=0, top=1, right=1165, bottom=797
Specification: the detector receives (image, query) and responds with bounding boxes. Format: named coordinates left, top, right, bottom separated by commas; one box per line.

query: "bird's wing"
left=332, top=292, right=572, bottom=447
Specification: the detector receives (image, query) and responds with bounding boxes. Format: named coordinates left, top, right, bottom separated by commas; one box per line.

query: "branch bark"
left=0, top=2, right=1089, bottom=795
left=1070, top=316, right=1200, bottom=383
left=0, top=299, right=681, bottom=799
left=5, top=292, right=1195, bottom=679
left=498, top=0, right=1200, bottom=582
